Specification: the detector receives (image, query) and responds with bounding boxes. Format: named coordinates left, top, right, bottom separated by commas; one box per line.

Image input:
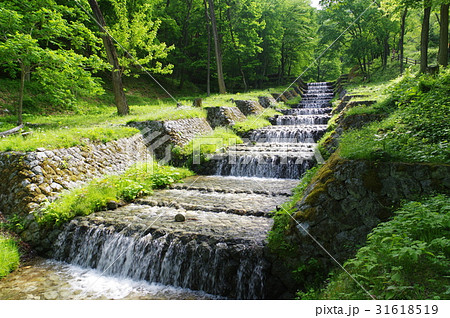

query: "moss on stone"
left=294, top=207, right=318, bottom=221
left=304, top=184, right=327, bottom=206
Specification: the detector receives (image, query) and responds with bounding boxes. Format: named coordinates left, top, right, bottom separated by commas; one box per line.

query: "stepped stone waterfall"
left=212, top=82, right=333, bottom=179
left=44, top=82, right=335, bottom=299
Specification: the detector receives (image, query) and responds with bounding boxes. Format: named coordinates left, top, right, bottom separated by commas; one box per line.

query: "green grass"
left=36, top=162, right=193, bottom=227
left=172, top=127, right=243, bottom=166
left=285, top=95, right=302, bottom=106
left=0, top=234, right=20, bottom=279
left=232, top=108, right=282, bottom=135
left=196, top=90, right=277, bottom=108
left=317, top=194, right=450, bottom=300
left=0, top=75, right=292, bottom=152
left=0, top=126, right=139, bottom=152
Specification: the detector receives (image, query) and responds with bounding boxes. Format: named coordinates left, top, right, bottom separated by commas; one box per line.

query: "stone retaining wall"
left=0, top=135, right=151, bottom=217
left=272, top=153, right=450, bottom=293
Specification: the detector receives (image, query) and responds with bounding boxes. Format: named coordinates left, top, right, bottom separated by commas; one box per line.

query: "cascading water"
left=52, top=207, right=272, bottom=299
left=12, top=82, right=335, bottom=300
left=212, top=82, right=334, bottom=179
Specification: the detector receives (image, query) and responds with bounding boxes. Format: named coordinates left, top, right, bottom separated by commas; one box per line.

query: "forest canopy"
left=0, top=0, right=448, bottom=118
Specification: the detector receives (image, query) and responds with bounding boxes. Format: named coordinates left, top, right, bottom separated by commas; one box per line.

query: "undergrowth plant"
left=0, top=234, right=20, bottom=278
left=172, top=127, right=243, bottom=166
left=232, top=108, right=282, bottom=135
left=319, top=194, right=450, bottom=300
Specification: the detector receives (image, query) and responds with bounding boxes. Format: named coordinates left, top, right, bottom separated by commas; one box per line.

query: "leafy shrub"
left=36, top=163, right=193, bottom=227
left=0, top=234, right=20, bottom=278
left=321, top=194, right=450, bottom=300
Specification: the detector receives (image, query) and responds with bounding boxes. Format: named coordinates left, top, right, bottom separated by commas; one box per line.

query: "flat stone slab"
left=136, top=188, right=289, bottom=217
left=70, top=205, right=273, bottom=243
left=170, top=175, right=299, bottom=196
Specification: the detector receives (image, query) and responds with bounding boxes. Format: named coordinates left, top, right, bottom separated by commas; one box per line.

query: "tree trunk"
left=317, top=59, right=321, bottom=82
left=399, top=7, right=408, bottom=74
left=382, top=36, right=389, bottom=69
left=17, top=66, right=25, bottom=126
left=420, top=2, right=432, bottom=73
left=438, top=4, right=449, bottom=67
left=87, top=0, right=128, bottom=115
left=204, top=0, right=211, bottom=96
left=207, top=0, right=226, bottom=94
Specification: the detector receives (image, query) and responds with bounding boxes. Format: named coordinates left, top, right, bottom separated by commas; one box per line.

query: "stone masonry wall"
left=289, top=153, right=450, bottom=268
left=0, top=135, right=151, bottom=217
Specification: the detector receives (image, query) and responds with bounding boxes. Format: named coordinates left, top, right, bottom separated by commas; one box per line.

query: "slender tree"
left=438, top=2, right=449, bottom=66
left=203, top=0, right=212, bottom=96
left=399, top=7, right=408, bottom=73
left=420, top=0, right=432, bottom=73
left=207, top=0, right=227, bottom=93
left=87, top=0, right=129, bottom=115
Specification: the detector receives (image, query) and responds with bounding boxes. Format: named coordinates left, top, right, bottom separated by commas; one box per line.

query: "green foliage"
left=0, top=0, right=107, bottom=115
left=321, top=194, right=450, bottom=300
left=36, top=163, right=193, bottom=227
left=340, top=70, right=450, bottom=164
left=0, top=215, right=26, bottom=233
left=0, top=234, right=20, bottom=279
left=284, top=95, right=302, bottom=105
left=233, top=116, right=270, bottom=135
left=268, top=166, right=320, bottom=255
left=105, top=0, right=173, bottom=77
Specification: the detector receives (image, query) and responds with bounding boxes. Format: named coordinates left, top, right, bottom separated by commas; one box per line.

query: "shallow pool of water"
left=0, top=258, right=219, bottom=300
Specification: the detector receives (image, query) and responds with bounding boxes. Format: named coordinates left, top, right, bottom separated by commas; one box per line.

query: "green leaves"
left=323, top=194, right=450, bottom=299
left=0, top=0, right=107, bottom=114
left=107, top=0, right=174, bottom=76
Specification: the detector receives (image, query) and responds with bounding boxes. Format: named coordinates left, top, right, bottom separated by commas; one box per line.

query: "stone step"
left=212, top=152, right=315, bottom=161
left=250, top=125, right=328, bottom=143
left=271, top=114, right=331, bottom=125
left=280, top=108, right=332, bottom=115
left=72, top=204, right=273, bottom=242
left=292, top=102, right=332, bottom=109
left=170, top=175, right=299, bottom=196
left=136, top=188, right=288, bottom=217
left=232, top=142, right=316, bottom=152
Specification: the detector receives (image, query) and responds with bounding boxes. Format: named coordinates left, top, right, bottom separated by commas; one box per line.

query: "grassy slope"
left=337, top=69, right=450, bottom=164
left=0, top=76, right=283, bottom=152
